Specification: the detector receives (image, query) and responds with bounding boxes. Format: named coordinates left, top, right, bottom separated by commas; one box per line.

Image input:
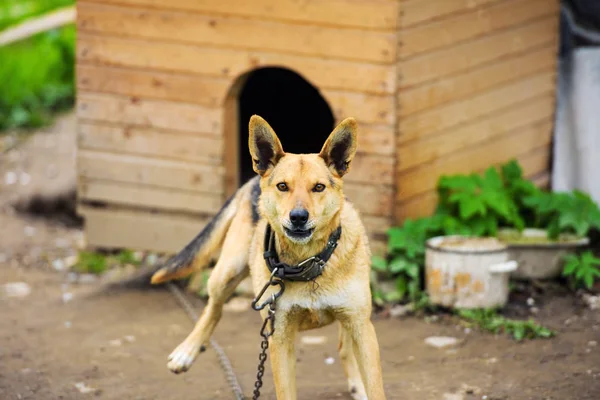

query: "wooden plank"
left=79, top=205, right=209, bottom=253
left=356, top=124, right=396, bottom=156
left=78, top=150, right=225, bottom=194
left=397, top=120, right=553, bottom=201
left=345, top=154, right=395, bottom=186
left=395, top=145, right=551, bottom=221
left=400, top=0, right=558, bottom=59
left=401, top=0, right=504, bottom=28
left=92, top=0, right=399, bottom=31
left=398, top=71, right=556, bottom=144
left=325, top=91, right=395, bottom=125
left=79, top=179, right=223, bottom=214
left=78, top=2, right=397, bottom=64
left=78, top=122, right=223, bottom=164
left=77, top=34, right=396, bottom=95
left=77, top=64, right=229, bottom=107
left=398, top=44, right=557, bottom=117
left=397, top=94, right=555, bottom=172
left=344, top=183, right=393, bottom=217
left=399, top=16, right=558, bottom=88
left=77, top=92, right=221, bottom=134
left=362, top=215, right=392, bottom=237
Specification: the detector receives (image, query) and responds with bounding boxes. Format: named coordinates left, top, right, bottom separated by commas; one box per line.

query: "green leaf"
left=459, top=196, right=486, bottom=219
left=371, top=256, right=388, bottom=272
left=395, top=276, right=408, bottom=299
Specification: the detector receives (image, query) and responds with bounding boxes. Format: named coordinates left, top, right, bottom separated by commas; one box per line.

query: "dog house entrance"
left=236, top=67, right=335, bottom=186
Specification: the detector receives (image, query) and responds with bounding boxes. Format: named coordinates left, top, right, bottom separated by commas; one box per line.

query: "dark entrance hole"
left=238, top=67, right=335, bottom=185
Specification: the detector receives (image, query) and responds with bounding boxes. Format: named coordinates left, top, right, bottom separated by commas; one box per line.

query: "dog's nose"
left=289, top=208, right=309, bottom=227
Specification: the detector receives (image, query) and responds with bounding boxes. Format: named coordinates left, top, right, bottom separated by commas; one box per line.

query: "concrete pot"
left=498, top=228, right=589, bottom=280
left=425, top=236, right=517, bottom=309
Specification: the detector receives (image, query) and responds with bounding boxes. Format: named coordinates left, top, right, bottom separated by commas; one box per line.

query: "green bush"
left=0, top=24, right=75, bottom=130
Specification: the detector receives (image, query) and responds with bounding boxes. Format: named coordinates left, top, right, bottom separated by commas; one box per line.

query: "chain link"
left=251, top=269, right=285, bottom=400
left=166, top=282, right=246, bottom=400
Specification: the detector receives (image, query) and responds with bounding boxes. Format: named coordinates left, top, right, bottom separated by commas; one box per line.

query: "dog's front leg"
left=268, top=314, right=298, bottom=400
left=342, top=317, right=386, bottom=400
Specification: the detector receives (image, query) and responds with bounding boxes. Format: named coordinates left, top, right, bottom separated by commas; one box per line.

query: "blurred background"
left=1, top=1, right=600, bottom=399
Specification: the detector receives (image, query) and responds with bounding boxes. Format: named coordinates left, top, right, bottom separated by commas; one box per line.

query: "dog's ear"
left=319, top=117, right=358, bottom=177
left=248, top=115, right=285, bottom=176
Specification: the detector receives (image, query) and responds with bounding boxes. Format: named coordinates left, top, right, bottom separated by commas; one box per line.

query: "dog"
left=150, top=115, right=386, bottom=399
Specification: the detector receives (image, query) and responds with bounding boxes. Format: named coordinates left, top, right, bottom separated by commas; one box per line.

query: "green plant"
left=563, top=251, right=600, bottom=290
left=75, top=251, right=108, bottom=274
left=457, top=309, right=555, bottom=341
left=436, top=166, right=523, bottom=236
left=523, top=190, right=600, bottom=239
left=74, top=249, right=141, bottom=274
left=0, top=24, right=75, bottom=131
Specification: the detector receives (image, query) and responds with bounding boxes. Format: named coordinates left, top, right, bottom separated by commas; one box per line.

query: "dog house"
left=75, top=0, right=560, bottom=254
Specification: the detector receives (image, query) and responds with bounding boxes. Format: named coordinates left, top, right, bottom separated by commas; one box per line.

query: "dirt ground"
left=1, top=114, right=600, bottom=400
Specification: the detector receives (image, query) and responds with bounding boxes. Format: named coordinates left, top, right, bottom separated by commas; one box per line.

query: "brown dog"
left=151, top=115, right=386, bottom=399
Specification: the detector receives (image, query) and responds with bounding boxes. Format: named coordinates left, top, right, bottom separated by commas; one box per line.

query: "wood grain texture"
left=77, top=34, right=396, bottom=95
left=398, top=44, right=557, bottom=117
left=77, top=64, right=229, bottom=107
left=345, top=154, right=395, bottom=186
left=324, top=91, right=395, bottom=125
left=78, top=150, right=225, bottom=194
left=397, top=94, right=555, bottom=172
left=399, top=0, right=558, bottom=59
left=398, top=71, right=556, bottom=144
left=79, top=179, right=223, bottom=214
left=397, top=120, right=553, bottom=201
left=79, top=205, right=210, bottom=253
left=78, top=122, right=223, bottom=163
left=356, top=123, right=396, bottom=156
left=399, top=16, right=558, bottom=88
left=400, top=0, right=504, bottom=28
left=77, top=92, right=221, bottom=134
left=345, top=183, right=393, bottom=217
left=90, top=0, right=399, bottom=30
left=78, top=2, right=397, bottom=64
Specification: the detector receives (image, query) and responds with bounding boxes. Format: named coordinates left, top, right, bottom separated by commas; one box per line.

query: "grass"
left=0, top=1, right=75, bottom=132
left=457, top=308, right=555, bottom=341
left=75, top=250, right=141, bottom=274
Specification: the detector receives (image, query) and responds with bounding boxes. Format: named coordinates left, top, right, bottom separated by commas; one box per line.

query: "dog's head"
left=248, top=115, right=357, bottom=245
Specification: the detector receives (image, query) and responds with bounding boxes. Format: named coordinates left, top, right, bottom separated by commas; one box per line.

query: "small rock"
left=526, top=297, right=535, bottom=306
left=223, top=297, right=252, bottom=313
left=62, top=292, right=73, bottom=303
left=443, top=394, right=464, bottom=400
left=109, top=339, right=122, bottom=347
left=63, top=255, right=78, bottom=268
left=21, top=368, right=31, bottom=374
left=300, top=336, right=327, bottom=345
left=24, top=226, right=36, bottom=237
left=530, top=306, right=539, bottom=314
left=74, top=382, right=97, bottom=394
left=3, top=282, right=31, bottom=298
left=64, top=321, right=72, bottom=328
left=124, top=335, right=136, bottom=343
left=324, top=357, right=335, bottom=365
left=407, top=356, right=415, bottom=361
left=461, top=383, right=482, bottom=395
left=52, top=259, right=66, bottom=271
left=424, top=336, right=459, bottom=349
left=583, top=294, right=600, bottom=310
left=4, top=171, right=17, bottom=185
left=485, top=357, right=498, bottom=365
left=589, top=341, right=598, bottom=347
left=19, top=172, right=31, bottom=186
left=464, top=328, right=472, bottom=335
left=78, top=274, right=97, bottom=284
left=389, top=303, right=414, bottom=318
left=482, top=396, right=488, bottom=400
left=145, top=253, right=158, bottom=266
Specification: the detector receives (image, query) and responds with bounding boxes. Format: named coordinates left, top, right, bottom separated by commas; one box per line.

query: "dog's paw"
left=348, top=380, right=367, bottom=400
left=167, top=341, right=206, bottom=374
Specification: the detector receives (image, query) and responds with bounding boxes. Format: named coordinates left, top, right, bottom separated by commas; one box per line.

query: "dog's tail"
left=149, top=179, right=253, bottom=285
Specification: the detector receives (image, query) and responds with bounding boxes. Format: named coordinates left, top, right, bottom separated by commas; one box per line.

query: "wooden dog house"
left=75, top=0, right=560, bottom=254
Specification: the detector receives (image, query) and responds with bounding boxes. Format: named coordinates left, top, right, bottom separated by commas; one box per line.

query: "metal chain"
left=250, top=269, right=286, bottom=400
left=166, top=282, right=246, bottom=400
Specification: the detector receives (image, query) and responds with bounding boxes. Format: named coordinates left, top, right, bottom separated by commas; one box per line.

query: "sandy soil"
left=1, top=113, right=600, bottom=400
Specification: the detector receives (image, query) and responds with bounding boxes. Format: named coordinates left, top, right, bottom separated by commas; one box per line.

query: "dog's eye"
left=276, top=182, right=288, bottom=192
left=313, top=183, right=325, bottom=193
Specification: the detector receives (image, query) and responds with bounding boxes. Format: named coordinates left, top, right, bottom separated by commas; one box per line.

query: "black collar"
left=263, top=224, right=342, bottom=282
